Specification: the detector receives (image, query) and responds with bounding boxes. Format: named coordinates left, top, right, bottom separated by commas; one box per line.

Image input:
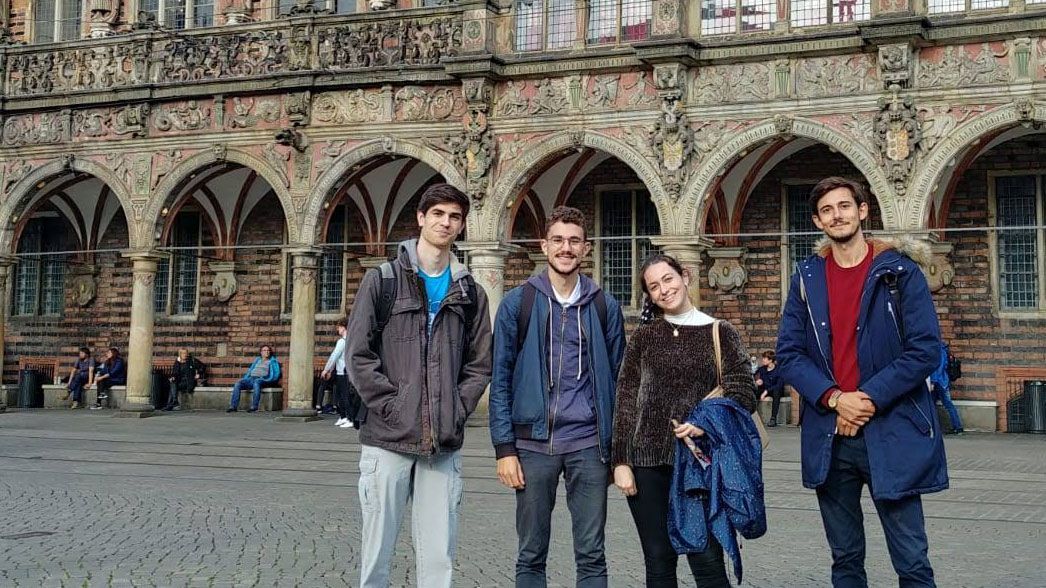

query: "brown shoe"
left=71, top=401, right=80, bottom=409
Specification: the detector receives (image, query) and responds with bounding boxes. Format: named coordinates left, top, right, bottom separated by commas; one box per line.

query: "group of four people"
left=345, top=177, right=949, bottom=588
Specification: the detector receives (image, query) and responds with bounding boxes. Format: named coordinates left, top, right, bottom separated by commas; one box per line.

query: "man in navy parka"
left=776, top=177, right=947, bottom=588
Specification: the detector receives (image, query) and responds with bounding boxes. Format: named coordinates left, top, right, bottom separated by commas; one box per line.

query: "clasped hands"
left=835, top=390, right=876, bottom=437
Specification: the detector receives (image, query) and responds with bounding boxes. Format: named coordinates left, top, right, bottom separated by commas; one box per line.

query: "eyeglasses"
left=547, top=236, right=586, bottom=249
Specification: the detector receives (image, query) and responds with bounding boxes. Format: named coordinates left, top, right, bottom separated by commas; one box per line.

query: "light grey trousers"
left=358, top=444, right=464, bottom=588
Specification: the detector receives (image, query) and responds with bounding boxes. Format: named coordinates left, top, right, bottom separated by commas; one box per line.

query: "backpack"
left=515, top=282, right=608, bottom=354
left=372, top=261, right=479, bottom=351
left=946, top=351, right=962, bottom=382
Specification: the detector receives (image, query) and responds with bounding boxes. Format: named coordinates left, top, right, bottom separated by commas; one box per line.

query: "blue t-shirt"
left=419, top=265, right=451, bottom=332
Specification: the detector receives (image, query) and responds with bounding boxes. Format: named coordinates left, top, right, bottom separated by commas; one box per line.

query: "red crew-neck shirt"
left=822, top=246, right=874, bottom=405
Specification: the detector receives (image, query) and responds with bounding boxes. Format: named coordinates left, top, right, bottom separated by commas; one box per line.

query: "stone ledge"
left=187, top=386, right=283, bottom=411
left=757, top=397, right=793, bottom=425
left=43, top=384, right=126, bottom=408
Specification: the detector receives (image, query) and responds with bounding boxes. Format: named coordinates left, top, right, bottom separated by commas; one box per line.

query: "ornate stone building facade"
left=0, top=0, right=1043, bottom=428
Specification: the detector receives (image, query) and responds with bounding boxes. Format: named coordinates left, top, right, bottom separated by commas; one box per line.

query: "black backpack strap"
left=375, top=261, right=397, bottom=335
left=515, top=283, right=537, bottom=355
left=593, top=290, right=607, bottom=334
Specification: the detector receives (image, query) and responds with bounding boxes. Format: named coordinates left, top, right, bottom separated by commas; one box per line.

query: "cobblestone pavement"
left=0, top=410, right=1043, bottom=587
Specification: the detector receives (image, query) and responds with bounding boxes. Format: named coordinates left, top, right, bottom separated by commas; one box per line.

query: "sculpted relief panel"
left=318, top=17, right=463, bottom=70
left=312, top=89, right=393, bottom=125
left=394, top=86, right=468, bottom=122
left=796, top=55, right=877, bottom=98
left=918, top=43, right=1011, bottom=89
left=494, top=73, right=656, bottom=119
left=2, top=111, right=71, bottom=147
left=692, top=63, right=772, bottom=104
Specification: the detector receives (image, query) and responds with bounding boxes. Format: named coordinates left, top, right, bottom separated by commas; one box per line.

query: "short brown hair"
left=544, top=206, right=587, bottom=239
left=762, top=350, right=775, bottom=361
left=808, top=177, right=870, bottom=214
left=417, top=183, right=470, bottom=218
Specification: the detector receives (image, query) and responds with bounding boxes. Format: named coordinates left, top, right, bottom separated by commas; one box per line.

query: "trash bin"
left=1026, top=380, right=1046, bottom=434
left=150, top=370, right=168, bottom=410
left=17, top=367, right=43, bottom=408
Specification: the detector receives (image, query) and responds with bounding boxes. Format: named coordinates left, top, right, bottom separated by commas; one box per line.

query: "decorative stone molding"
left=917, top=43, right=1010, bottom=89
left=652, top=0, right=683, bottom=37
left=650, top=63, right=692, bottom=201
left=923, top=239, right=955, bottom=293
left=209, top=261, right=238, bottom=302
left=874, top=85, right=921, bottom=197
left=706, top=247, right=748, bottom=293
left=318, top=16, right=462, bottom=70
left=1013, top=38, right=1032, bottom=80
left=87, top=0, right=120, bottom=38
left=528, top=252, right=548, bottom=277
left=69, top=265, right=99, bottom=307
left=878, top=44, right=912, bottom=89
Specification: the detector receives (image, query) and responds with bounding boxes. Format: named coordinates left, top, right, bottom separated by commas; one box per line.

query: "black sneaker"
left=226, top=407, right=237, bottom=413
left=247, top=408, right=258, bottom=413
left=767, top=419, right=778, bottom=427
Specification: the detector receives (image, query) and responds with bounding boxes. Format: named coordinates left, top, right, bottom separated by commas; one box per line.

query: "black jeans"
left=96, top=379, right=119, bottom=408
left=627, top=466, right=730, bottom=588
left=817, top=436, right=936, bottom=588
left=166, top=381, right=193, bottom=408
left=770, top=389, right=785, bottom=422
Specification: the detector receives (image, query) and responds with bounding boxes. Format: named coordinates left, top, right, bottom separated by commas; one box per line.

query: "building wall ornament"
left=153, top=100, right=212, bottom=133
left=924, top=240, right=954, bottom=293
left=315, top=140, right=345, bottom=175
left=209, top=261, right=238, bottom=302
left=317, top=16, right=462, bottom=70
left=312, top=89, right=391, bottom=124
left=706, top=247, right=748, bottom=293
left=72, top=104, right=150, bottom=139
left=917, top=43, right=1010, bottom=89
left=878, top=44, right=912, bottom=88
left=530, top=78, right=569, bottom=115
left=2, top=110, right=70, bottom=146
left=1013, top=38, right=1032, bottom=80
left=650, top=64, right=691, bottom=201
left=874, top=84, right=921, bottom=197
left=796, top=55, right=876, bottom=98
left=915, top=105, right=985, bottom=156
left=87, top=0, right=121, bottom=38
left=395, top=86, right=466, bottom=121
left=69, top=265, right=99, bottom=306
left=692, top=63, right=772, bottom=104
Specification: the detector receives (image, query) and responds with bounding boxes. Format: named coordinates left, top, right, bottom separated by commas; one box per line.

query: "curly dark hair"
left=638, top=253, right=688, bottom=324
left=544, top=206, right=587, bottom=239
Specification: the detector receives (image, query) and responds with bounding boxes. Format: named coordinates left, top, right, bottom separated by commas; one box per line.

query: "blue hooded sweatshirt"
left=489, top=273, right=625, bottom=461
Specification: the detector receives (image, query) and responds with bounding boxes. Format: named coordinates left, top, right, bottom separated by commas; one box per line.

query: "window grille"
left=587, top=0, right=652, bottom=45
left=790, top=0, right=869, bottom=27
left=32, top=0, right=81, bottom=42
left=318, top=205, right=347, bottom=314
left=786, top=184, right=819, bottom=275
left=996, top=176, right=1039, bottom=310
left=599, top=188, right=660, bottom=307
left=13, top=218, right=66, bottom=317
left=171, top=213, right=201, bottom=315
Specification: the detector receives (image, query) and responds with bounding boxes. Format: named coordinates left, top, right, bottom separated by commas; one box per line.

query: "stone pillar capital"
left=649, top=236, right=714, bottom=262
left=286, top=246, right=323, bottom=260
left=0, top=253, right=18, bottom=268
left=458, top=241, right=520, bottom=265
left=122, top=249, right=167, bottom=266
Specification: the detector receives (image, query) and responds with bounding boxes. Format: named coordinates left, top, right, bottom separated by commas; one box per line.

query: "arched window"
left=32, top=0, right=82, bottom=43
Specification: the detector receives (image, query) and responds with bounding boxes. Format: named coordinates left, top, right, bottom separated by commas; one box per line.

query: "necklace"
left=666, top=307, right=699, bottom=337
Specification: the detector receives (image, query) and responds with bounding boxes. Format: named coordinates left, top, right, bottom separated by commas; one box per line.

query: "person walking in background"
left=323, top=323, right=357, bottom=429
left=612, top=253, right=758, bottom=588
left=63, top=347, right=95, bottom=410
left=227, top=345, right=280, bottom=413
left=346, top=183, right=492, bottom=588
left=930, top=342, right=963, bottom=435
left=755, top=350, right=785, bottom=427
left=776, top=177, right=947, bottom=588
left=88, top=347, right=126, bottom=410
left=489, top=205, right=625, bottom=588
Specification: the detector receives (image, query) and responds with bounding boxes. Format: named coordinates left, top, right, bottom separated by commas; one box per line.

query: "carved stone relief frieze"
left=495, top=80, right=529, bottom=117
left=157, top=29, right=289, bottom=83
left=394, top=86, right=467, bottom=121
left=649, top=64, right=691, bottom=200
left=286, top=91, right=312, bottom=126
left=692, top=63, right=772, bottom=104
left=153, top=100, right=212, bottom=133
left=317, top=16, right=463, bottom=71
left=918, top=43, right=1010, bottom=89
left=152, top=149, right=183, bottom=189
left=72, top=104, right=151, bottom=140
left=3, top=159, right=31, bottom=195
left=707, top=248, right=748, bottom=293
left=263, top=143, right=291, bottom=187
left=587, top=75, right=620, bottom=109
left=624, top=71, right=657, bottom=107
left=2, top=110, right=70, bottom=147
left=530, top=78, right=569, bottom=116
left=915, top=105, right=986, bottom=156
left=227, top=97, right=282, bottom=129
left=313, top=89, right=391, bottom=124
left=315, top=140, right=345, bottom=175
left=796, top=55, right=875, bottom=98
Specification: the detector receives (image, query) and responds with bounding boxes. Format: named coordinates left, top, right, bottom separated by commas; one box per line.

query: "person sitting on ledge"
left=163, top=348, right=205, bottom=412
left=88, top=347, right=126, bottom=411
left=227, top=345, right=280, bottom=413
left=63, top=347, right=95, bottom=410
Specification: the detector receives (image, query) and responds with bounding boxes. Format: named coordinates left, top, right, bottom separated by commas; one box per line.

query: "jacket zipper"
left=418, top=275, right=438, bottom=455
left=548, top=305, right=568, bottom=455
left=799, top=272, right=836, bottom=383
left=873, top=271, right=933, bottom=438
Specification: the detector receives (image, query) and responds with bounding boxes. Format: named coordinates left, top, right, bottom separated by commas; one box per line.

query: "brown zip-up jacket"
left=346, top=239, right=493, bottom=456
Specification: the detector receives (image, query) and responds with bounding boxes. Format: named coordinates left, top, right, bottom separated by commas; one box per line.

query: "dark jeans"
left=817, top=436, right=936, bottom=588
left=96, top=379, right=121, bottom=408
left=932, top=385, right=963, bottom=432
left=770, top=388, right=785, bottom=422
left=626, top=465, right=730, bottom=588
left=68, top=372, right=89, bottom=402
left=230, top=377, right=268, bottom=410
left=166, top=381, right=194, bottom=408
left=515, top=447, right=608, bottom=588
left=341, top=374, right=362, bottom=421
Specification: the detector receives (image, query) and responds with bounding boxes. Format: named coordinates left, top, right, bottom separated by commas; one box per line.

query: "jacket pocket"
left=358, top=453, right=379, bottom=514
left=902, top=396, right=933, bottom=436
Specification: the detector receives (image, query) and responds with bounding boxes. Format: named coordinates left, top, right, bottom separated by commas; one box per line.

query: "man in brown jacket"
left=346, top=183, right=492, bottom=588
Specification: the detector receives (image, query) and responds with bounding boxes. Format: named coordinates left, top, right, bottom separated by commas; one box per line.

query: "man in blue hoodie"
left=227, top=345, right=281, bottom=413
left=490, top=206, right=625, bottom=588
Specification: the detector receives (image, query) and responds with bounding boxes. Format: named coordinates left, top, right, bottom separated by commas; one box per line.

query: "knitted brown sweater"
left=611, top=319, right=758, bottom=467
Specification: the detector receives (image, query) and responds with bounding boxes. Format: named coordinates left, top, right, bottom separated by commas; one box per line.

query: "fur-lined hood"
left=813, top=235, right=932, bottom=269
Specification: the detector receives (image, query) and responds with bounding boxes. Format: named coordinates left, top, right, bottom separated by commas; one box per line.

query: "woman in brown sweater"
left=612, top=253, right=757, bottom=587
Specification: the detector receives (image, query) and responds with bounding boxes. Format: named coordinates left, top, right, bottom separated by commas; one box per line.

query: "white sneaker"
left=334, top=417, right=347, bottom=427
left=339, top=420, right=354, bottom=429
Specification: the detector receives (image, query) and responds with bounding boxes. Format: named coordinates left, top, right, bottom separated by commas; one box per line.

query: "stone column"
left=457, top=242, right=519, bottom=320
left=0, top=255, right=15, bottom=411
left=116, top=251, right=163, bottom=418
left=279, top=248, right=322, bottom=422
left=650, top=236, right=713, bottom=308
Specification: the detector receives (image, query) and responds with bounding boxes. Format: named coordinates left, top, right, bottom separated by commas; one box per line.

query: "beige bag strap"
left=712, top=319, right=723, bottom=388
